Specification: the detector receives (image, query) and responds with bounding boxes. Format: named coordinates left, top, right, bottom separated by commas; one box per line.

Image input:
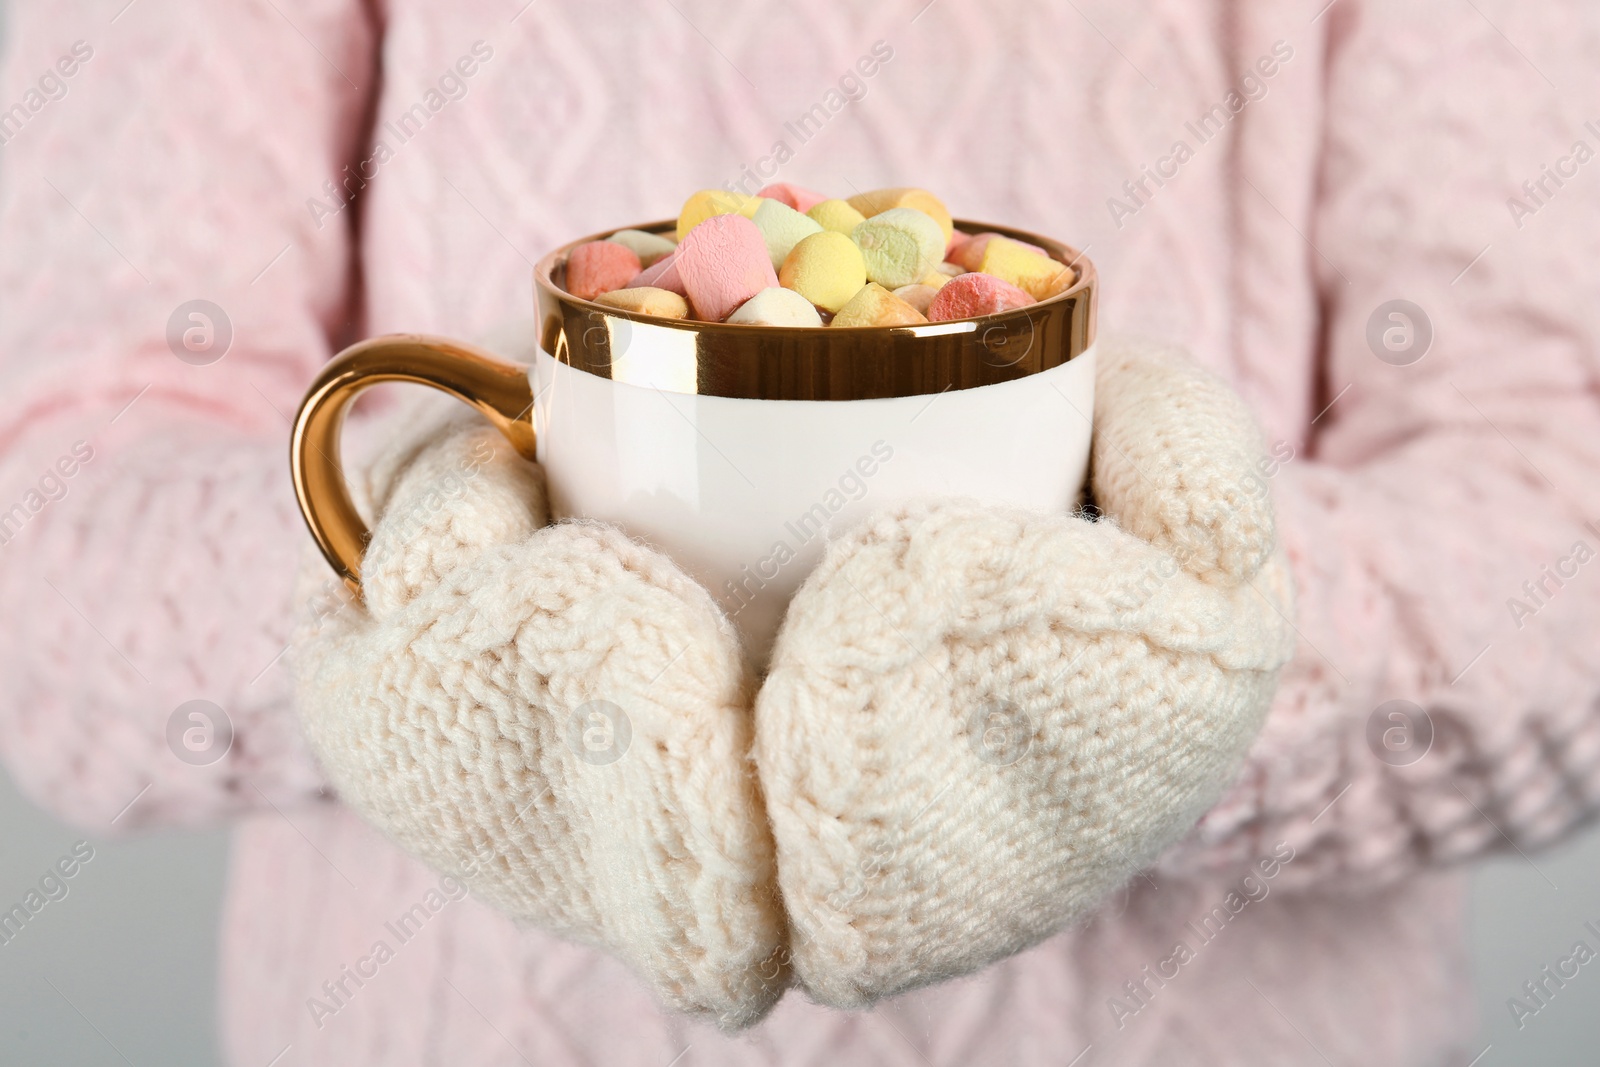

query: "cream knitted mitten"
left=754, top=336, right=1297, bottom=1009
left=290, top=397, right=788, bottom=1029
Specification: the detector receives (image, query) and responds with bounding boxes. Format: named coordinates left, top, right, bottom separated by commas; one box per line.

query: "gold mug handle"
left=290, top=333, right=537, bottom=602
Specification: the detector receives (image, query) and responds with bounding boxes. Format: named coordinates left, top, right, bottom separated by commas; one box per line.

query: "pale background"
left=2, top=3, right=1599, bottom=1065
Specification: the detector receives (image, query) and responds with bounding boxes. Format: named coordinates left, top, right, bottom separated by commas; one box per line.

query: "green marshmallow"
left=851, top=207, right=945, bottom=290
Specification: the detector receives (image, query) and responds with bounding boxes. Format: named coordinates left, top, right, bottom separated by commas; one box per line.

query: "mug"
left=292, top=218, right=1097, bottom=669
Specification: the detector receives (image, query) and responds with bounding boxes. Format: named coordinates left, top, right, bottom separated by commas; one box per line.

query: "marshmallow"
left=594, top=286, right=691, bottom=319
left=628, top=248, right=687, bottom=295
left=852, top=208, right=945, bottom=290
left=978, top=235, right=1076, bottom=300
left=945, top=229, right=972, bottom=263
left=675, top=214, right=780, bottom=323
left=676, top=189, right=761, bottom=241
left=806, top=199, right=868, bottom=235
left=1042, top=270, right=1078, bottom=300
left=751, top=199, right=824, bottom=271
left=606, top=228, right=677, bottom=267
left=778, top=231, right=868, bottom=313
left=926, top=271, right=1036, bottom=322
left=891, top=283, right=940, bottom=315
left=952, top=231, right=1049, bottom=273
left=573, top=185, right=1078, bottom=325
left=846, top=187, right=954, bottom=241
left=726, top=287, right=824, bottom=327
left=566, top=241, right=641, bottom=301
left=832, top=283, right=929, bottom=328
left=757, top=182, right=828, bottom=213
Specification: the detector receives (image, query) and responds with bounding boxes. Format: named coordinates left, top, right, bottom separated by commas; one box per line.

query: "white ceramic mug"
left=292, top=219, right=1097, bottom=669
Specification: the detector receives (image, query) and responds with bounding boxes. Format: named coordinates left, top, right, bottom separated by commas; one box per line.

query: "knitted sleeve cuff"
left=1157, top=456, right=1600, bottom=891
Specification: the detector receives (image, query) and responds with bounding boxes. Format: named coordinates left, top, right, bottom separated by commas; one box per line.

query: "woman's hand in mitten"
left=289, top=394, right=787, bottom=1029
left=754, top=336, right=1296, bottom=1009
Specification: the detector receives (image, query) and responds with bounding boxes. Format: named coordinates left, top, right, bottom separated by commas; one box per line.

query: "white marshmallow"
left=606, top=228, right=678, bottom=267
left=725, top=286, right=824, bottom=327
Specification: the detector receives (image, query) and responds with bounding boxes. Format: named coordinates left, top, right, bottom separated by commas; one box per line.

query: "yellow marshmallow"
left=593, top=286, right=691, bottom=319
left=1040, top=264, right=1079, bottom=298
left=831, top=282, right=928, bottom=328
left=921, top=269, right=950, bottom=290
left=779, top=231, right=867, bottom=313
left=978, top=236, right=1074, bottom=301
left=846, top=187, right=954, bottom=241
left=806, top=199, right=867, bottom=235
left=676, top=189, right=761, bottom=241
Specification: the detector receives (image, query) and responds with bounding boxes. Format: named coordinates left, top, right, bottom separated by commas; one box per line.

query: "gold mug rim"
left=532, top=216, right=1097, bottom=401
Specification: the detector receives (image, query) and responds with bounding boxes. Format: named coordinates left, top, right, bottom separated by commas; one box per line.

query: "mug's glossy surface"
left=530, top=343, right=1096, bottom=666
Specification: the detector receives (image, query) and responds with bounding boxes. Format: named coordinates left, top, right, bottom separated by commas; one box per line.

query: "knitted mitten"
left=754, top=336, right=1296, bottom=1009
left=290, top=394, right=788, bottom=1029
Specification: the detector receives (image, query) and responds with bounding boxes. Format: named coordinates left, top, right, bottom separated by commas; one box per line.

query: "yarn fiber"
left=291, top=401, right=789, bottom=1029
left=755, top=337, right=1295, bottom=1008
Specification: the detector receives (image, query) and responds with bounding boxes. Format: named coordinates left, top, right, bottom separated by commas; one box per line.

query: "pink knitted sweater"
left=3, top=1, right=1599, bottom=1063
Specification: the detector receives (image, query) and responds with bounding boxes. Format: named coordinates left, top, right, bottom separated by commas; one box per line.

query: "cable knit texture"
left=3, top=0, right=1599, bottom=1063
left=290, top=399, right=789, bottom=1027
left=758, top=338, right=1293, bottom=1007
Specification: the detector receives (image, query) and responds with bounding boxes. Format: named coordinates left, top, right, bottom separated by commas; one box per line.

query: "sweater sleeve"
left=1158, top=0, right=1600, bottom=889
left=0, top=0, right=378, bottom=831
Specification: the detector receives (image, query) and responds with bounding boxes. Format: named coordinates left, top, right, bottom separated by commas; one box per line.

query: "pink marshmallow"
left=926, top=271, right=1036, bottom=322
left=628, top=248, right=686, bottom=295
left=674, top=214, right=779, bottom=322
left=945, top=230, right=972, bottom=263
left=565, top=240, right=641, bottom=300
left=952, top=231, right=1049, bottom=273
left=756, top=182, right=828, bottom=214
